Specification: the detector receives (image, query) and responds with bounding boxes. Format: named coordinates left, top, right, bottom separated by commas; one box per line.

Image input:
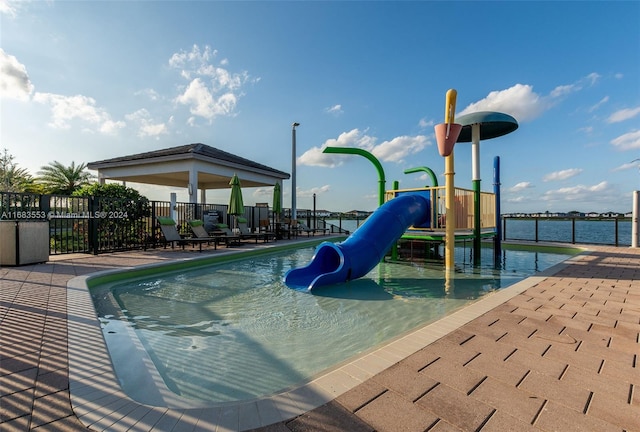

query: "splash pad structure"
left=285, top=90, right=519, bottom=290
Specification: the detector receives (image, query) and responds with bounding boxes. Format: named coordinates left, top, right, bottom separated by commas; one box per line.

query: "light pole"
left=291, top=122, right=300, bottom=221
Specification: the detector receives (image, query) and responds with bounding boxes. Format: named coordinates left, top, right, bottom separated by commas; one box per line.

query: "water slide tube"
left=284, top=193, right=430, bottom=291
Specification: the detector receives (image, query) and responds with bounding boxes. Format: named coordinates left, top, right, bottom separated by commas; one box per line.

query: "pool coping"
left=66, top=244, right=588, bottom=431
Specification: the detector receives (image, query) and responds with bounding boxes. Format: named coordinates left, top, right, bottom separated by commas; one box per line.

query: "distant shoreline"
left=502, top=216, right=631, bottom=221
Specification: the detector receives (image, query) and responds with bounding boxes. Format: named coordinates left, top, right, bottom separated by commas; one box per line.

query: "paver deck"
left=1, top=241, right=639, bottom=431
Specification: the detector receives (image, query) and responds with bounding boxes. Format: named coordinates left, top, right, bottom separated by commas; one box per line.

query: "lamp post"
left=291, top=122, right=300, bottom=221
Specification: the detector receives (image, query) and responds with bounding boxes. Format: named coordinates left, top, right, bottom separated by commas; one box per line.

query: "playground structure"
left=284, top=173, right=500, bottom=291
left=285, top=90, right=518, bottom=291
left=387, top=185, right=497, bottom=243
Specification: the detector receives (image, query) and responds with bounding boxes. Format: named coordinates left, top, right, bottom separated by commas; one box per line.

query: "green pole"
left=473, top=179, right=481, bottom=266
left=404, top=166, right=439, bottom=231
left=403, top=166, right=439, bottom=187
left=322, top=147, right=386, bottom=207
left=471, top=124, right=481, bottom=267
left=391, top=180, right=399, bottom=260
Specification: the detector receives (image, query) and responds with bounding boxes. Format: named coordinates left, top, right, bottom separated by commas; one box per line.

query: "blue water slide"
left=284, top=193, right=430, bottom=291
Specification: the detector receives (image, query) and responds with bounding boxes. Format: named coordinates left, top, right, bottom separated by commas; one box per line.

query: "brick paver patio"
left=1, top=242, right=639, bottom=431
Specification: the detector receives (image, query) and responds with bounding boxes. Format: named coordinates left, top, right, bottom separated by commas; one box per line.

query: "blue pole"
left=493, top=156, right=502, bottom=266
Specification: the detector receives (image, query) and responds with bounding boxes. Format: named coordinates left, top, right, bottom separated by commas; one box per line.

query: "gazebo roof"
left=87, top=143, right=290, bottom=190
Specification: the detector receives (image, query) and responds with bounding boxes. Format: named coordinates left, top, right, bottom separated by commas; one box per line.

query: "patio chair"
left=295, top=221, right=315, bottom=237
left=237, top=217, right=270, bottom=243
left=185, top=220, right=221, bottom=247
left=210, top=223, right=242, bottom=247
left=283, top=218, right=298, bottom=239
left=157, top=217, right=215, bottom=251
left=259, top=218, right=276, bottom=236
left=296, top=221, right=329, bottom=237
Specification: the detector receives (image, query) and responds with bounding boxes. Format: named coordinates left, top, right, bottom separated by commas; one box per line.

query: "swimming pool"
left=90, top=244, right=574, bottom=407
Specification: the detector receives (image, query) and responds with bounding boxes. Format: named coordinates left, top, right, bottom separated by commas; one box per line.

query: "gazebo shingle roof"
left=87, top=143, right=290, bottom=193
left=89, top=143, right=289, bottom=178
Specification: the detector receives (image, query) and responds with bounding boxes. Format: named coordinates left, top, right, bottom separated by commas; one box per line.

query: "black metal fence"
left=1, top=192, right=271, bottom=255
left=502, top=216, right=631, bottom=247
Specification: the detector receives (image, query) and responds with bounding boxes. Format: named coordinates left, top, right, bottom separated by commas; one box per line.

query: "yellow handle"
left=444, top=89, right=457, bottom=124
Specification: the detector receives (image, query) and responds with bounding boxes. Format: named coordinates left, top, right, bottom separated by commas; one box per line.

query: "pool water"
left=91, top=245, right=572, bottom=406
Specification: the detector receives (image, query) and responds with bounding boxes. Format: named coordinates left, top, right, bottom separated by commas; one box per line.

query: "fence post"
left=89, top=196, right=99, bottom=255
left=572, top=218, right=576, bottom=244
left=633, top=191, right=639, bottom=248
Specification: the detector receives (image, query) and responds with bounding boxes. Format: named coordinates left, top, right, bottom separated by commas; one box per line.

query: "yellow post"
left=444, top=89, right=457, bottom=270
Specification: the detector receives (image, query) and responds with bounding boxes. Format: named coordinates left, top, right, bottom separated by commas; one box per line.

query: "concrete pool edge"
left=66, top=243, right=589, bottom=431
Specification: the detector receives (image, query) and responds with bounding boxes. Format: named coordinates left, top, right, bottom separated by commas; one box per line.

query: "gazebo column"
left=200, top=189, right=206, bottom=205
left=170, top=193, right=177, bottom=222
left=188, top=169, right=198, bottom=204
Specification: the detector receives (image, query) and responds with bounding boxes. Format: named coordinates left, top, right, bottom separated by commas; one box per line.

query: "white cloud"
left=543, top=168, right=583, bottom=182
left=0, top=49, right=34, bottom=100
left=33, top=92, right=125, bottom=133
left=169, top=44, right=217, bottom=75
left=170, top=44, right=253, bottom=122
left=298, top=184, right=331, bottom=197
left=541, top=181, right=611, bottom=202
left=135, top=88, right=161, bottom=101
left=325, top=104, right=343, bottom=115
left=612, top=160, right=640, bottom=172
left=549, top=84, right=577, bottom=98
left=509, top=182, right=533, bottom=192
left=298, top=128, right=428, bottom=167
left=458, top=84, right=546, bottom=122
left=298, top=129, right=367, bottom=167
left=588, top=96, right=609, bottom=112
left=370, top=135, right=428, bottom=163
left=458, top=73, right=601, bottom=123
left=611, top=130, right=640, bottom=151
left=176, top=78, right=216, bottom=119
left=99, top=119, right=127, bottom=135
left=585, top=72, right=600, bottom=86
left=125, top=109, right=168, bottom=138
left=607, top=106, right=640, bottom=123
left=418, top=117, right=434, bottom=129
left=0, top=0, right=19, bottom=17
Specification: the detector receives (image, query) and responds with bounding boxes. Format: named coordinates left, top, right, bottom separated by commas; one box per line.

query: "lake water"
left=323, top=218, right=632, bottom=246
left=502, top=218, right=631, bottom=246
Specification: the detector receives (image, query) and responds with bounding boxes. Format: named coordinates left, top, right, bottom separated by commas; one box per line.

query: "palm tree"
left=37, top=161, right=94, bottom=194
left=0, top=149, right=36, bottom=193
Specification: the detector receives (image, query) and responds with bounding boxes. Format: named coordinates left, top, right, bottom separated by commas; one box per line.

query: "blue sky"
left=1, top=0, right=639, bottom=214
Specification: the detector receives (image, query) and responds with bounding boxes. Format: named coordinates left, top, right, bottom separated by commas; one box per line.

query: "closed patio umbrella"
left=272, top=183, right=282, bottom=222
left=228, top=173, right=244, bottom=229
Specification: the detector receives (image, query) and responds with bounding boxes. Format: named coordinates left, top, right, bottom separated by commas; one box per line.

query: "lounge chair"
left=283, top=219, right=298, bottom=239
left=237, top=217, right=270, bottom=243
left=296, top=221, right=328, bottom=237
left=157, top=217, right=215, bottom=251
left=211, top=223, right=242, bottom=246
left=185, top=220, right=222, bottom=247
left=259, top=218, right=276, bottom=237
